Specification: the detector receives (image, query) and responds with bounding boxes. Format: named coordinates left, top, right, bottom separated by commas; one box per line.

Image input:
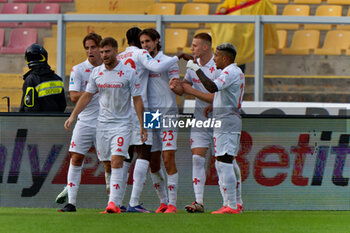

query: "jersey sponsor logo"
left=209, top=67, right=215, bottom=73
left=144, top=110, right=161, bottom=129
left=135, top=83, right=141, bottom=89
left=97, top=82, right=124, bottom=89
left=149, top=73, right=161, bottom=78
left=142, top=51, right=148, bottom=54
left=224, top=71, right=229, bottom=75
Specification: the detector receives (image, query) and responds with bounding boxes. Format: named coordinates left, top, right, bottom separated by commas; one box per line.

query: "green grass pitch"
left=1, top=208, right=350, bottom=233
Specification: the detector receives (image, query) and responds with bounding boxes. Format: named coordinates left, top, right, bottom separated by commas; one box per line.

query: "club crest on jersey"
left=144, top=110, right=162, bottom=129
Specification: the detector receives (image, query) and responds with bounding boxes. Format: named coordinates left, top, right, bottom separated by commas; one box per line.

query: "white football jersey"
left=86, top=62, right=140, bottom=124
left=117, top=46, right=179, bottom=109
left=184, top=56, right=221, bottom=121
left=69, top=59, right=99, bottom=125
left=213, top=63, right=245, bottom=129
left=147, top=51, right=179, bottom=115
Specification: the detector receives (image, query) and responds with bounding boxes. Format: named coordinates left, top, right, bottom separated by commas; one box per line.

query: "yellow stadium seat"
left=265, top=30, right=287, bottom=54
left=276, top=5, right=310, bottom=30
left=293, top=0, right=322, bottom=4
left=170, top=3, right=209, bottom=28
left=146, top=3, right=176, bottom=15
left=327, top=0, right=350, bottom=5
left=270, top=0, right=289, bottom=3
left=0, top=73, right=24, bottom=111
left=165, top=28, right=188, bottom=54
left=73, top=0, right=154, bottom=14
left=314, top=30, right=350, bottom=55
left=304, top=5, right=342, bottom=30
left=337, top=9, right=350, bottom=30
left=281, top=30, right=320, bottom=55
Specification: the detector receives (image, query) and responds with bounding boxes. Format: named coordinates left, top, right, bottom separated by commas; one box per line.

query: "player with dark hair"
left=20, top=43, right=66, bottom=112
left=117, top=27, right=184, bottom=213
left=57, top=33, right=105, bottom=212
left=64, top=37, right=146, bottom=214
left=184, top=43, right=245, bottom=214
left=139, top=28, right=180, bottom=213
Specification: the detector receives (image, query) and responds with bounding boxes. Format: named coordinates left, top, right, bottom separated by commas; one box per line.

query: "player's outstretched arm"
left=64, top=91, right=94, bottom=131
left=187, top=60, right=218, bottom=93
left=133, top=95, right=147, bottom=143
left=183, top=82, right=214, bottom=103
left=177, top=53, right=194, bottom=61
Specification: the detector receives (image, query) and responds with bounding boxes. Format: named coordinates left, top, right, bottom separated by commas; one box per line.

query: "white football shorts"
left=190, top=127, right=214, bottom=149
left=96, top=124, right=131, bottom=161
left=213, top=131, right=240, bottom=157
left=69, top=121, right=96, bottom=155
left=151, top=128, right=177, bottom=152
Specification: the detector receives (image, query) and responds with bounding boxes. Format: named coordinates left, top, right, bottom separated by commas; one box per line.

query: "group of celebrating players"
left=55, top=26, right=245, bottom=214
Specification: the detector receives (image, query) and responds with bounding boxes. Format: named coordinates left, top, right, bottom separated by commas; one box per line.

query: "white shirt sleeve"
left=69, top=66, right=82, bottom=92
left=139, top=49, right=179, bottom=73
left=85, top=71, right=98, bottom=94
left=213, top=70, right=238, bottom=91
left=167, top=63, right=180, bottom=80
left=129, top=69, right=141, bottom=97
left=184, top=69, right=193, bottom=83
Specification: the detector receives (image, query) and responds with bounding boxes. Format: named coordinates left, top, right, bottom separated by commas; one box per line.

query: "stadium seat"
left=265, top=30, right=287, bottom=54
left=22, top=3, right=60, bottom=28
left=171, top=3, right=210, bottom=28
left=281, top=30, right=320, bottom=55
left=337, top=9, right=350, bottom=30
left=304, top=5, right=342, bottom=30
left=314, top=30, right=350, bottom=55
left=74, top=0, right=154, bottom=14
left=0, top=28, right=37, bottom=54
left=276, top=5, right=310, bottom=30
left=293, top=0, right=321, bottom=4
left=327, top=0, right=350, bottom=5
left=0, top=3, right=28, bottom=27
left=146, top=3, right=176, bottom=15
left=164, top=28, right=188, bottom=54
left=0, top=0, right=7, bottom=2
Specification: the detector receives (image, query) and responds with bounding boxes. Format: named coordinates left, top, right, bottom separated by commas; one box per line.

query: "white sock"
left=105, top=172, right=111, bottom=195
left=67, top=163, right=82, bottom=206
left=215, top=160, right=226, bottom=206
left=150, top=169, right=168, bottom=205
left=109, top=167, right=124, bottom=207
left=120, top=161, right=131, bottom=205
left=217, top=161, right=237, bottom=209
left=167, top=173, right=178, bottom=207
left=233, top=160, right=243, bottom=205
left=192, top=155, right=206, bottom=204
left=129, top=159, right=149, bottom=207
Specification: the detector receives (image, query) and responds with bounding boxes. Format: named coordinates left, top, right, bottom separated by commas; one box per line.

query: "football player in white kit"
left=64, top=37, right=147, bottom=214
left=170, top=33, right=220, bottom=213
left=170, top=34, right=243, bottom=213
left=117, top=27, right=183, bottom=213
left=139, top=28, right=180, bottom=213
left=58, top=33, right=105, bottom=212
left=185, top=43, right=244, bottom=214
